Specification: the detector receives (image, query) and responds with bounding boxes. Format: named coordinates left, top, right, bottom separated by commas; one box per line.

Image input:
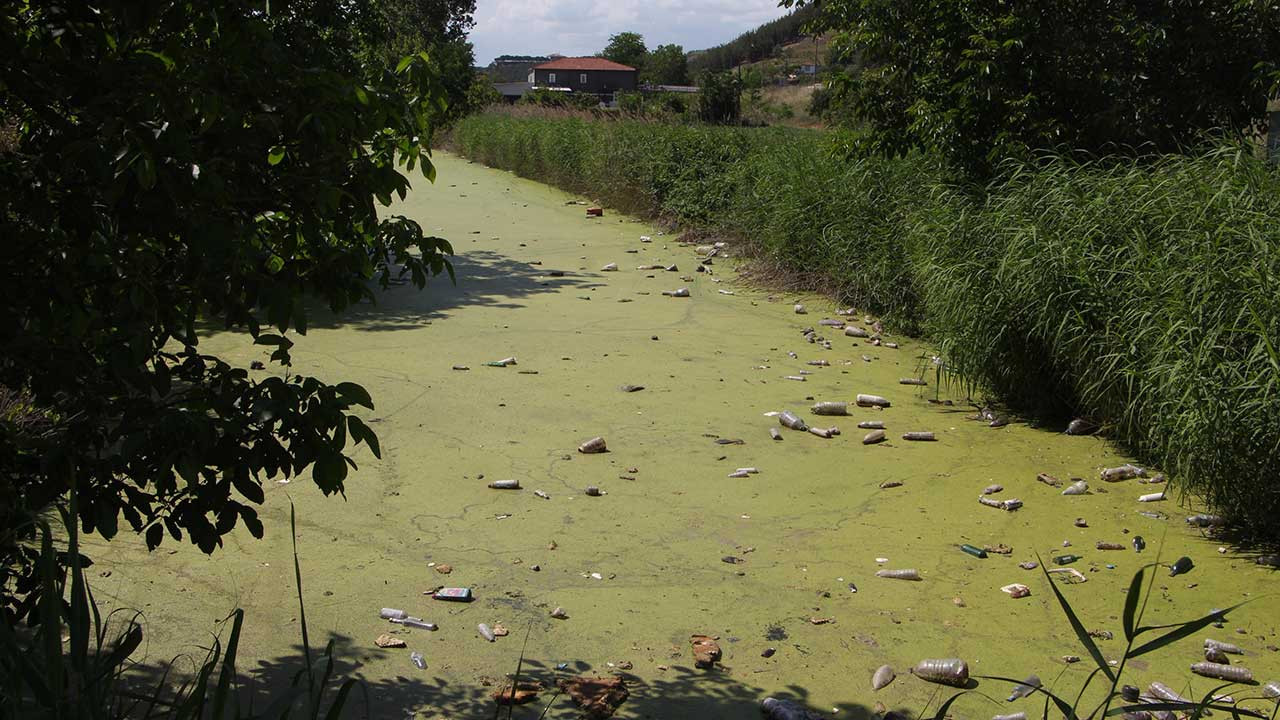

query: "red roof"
left=533, top=57, right=636, bottom=72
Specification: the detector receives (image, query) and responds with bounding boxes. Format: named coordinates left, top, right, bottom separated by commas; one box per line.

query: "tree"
left=698, top=71, right=742, bottom=125
left=602, top=31, right=648, bottom=72
left=787, top=0, right=1280, bottom=176
left=645, top=44, right=689, bottom=85
left=367, top=0, right=480, bottom=127
left=0, top=0, right=458, bottom=620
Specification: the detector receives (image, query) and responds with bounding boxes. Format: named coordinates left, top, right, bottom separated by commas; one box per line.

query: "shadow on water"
left=119, top=629, right=892, bottom=719
left=306, top=250, right=605, bottom=334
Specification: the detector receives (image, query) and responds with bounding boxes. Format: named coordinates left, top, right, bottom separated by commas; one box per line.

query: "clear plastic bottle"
left=410, top=651, right=426, bottom=669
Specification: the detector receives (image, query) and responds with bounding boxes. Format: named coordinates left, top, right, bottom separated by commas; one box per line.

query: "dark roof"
left=533, top=57, right=636, bottom=72
left=493, top=82, right=533, bottom=97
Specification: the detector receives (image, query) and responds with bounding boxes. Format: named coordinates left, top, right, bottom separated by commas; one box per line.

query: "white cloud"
left=470, top=0, right=790, bottom=65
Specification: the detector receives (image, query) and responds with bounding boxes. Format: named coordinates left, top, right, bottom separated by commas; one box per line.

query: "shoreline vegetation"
left=448, top=107, right=1280, bottom=541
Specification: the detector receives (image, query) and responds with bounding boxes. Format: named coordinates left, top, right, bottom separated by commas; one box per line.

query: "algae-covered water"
left=87, top=153, right=1278, bottom=719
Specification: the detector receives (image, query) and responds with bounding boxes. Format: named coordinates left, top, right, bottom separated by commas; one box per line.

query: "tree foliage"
left=0, top=0, right=459, bottom=620
left=687, top=5, right=820, bottom=76
left=790, top=0, right=1280, bottom=176
left=645, top=44, right=689, bottom=86
left=602, top=31, right=647, bottom=72
left=698, top=72, right=742, bottom=125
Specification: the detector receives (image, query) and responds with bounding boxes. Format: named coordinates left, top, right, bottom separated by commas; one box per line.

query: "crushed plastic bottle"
left=410, top=651, right=426, bottom=669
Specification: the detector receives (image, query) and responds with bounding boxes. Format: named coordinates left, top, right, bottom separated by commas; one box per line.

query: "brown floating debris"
left=619, top=384, right=645, bottom=392
left=375, top=634, right=406, bottom=648
left=879, top=480, right=902, bottom=489
left=533, top=489, right=550, bottom=499
left=1002, top=583, right=1031, bottom=598
left=761, top=697, right=826, bottom=720
left=492, top=684, right=541, bottom=706
left=856, top=393, right=891, bottom=408
left=434, top=564, right=453, bottom=574
left=1037, top=473, right=1063, bottom=487
left=902, top=431, right=936, bottom=441
left=985, top=544, right=1013, bottom=555
left=558, top=676, right=628, bottom=719
left=982, top=484, right=1004, bottom=495
left=578, top=436, right=608, bottom=454
left=1205, top=646, right=1229, bottom=663
left=585, top=486, right=604, bottom=496
left=863, top=430, right=887, bottom=445
left=691, top=634, right=722, bottom=668
left=452, top=364, right=470, bottom=371
left=1096, top=541, right=1126, bottom=550
left=872, top=664, right=896, bottom=691
left=911, top=658, right=969, bottom=687
left=876, top=568, right=921, bottom=581
left=808, top=616, right=834, bottom=625
left=769, top=427, right=783, bottom=441
left=809, top=426, right=838, bottom=439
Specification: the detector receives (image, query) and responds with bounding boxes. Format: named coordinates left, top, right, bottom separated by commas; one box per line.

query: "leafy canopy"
left=788, top=0, right=1280, bottom=176
left=602, top=31, right=647, bottom=71
left=0, top=0, right=460, bottom=619
left=645, top=44, right=690, bottom=86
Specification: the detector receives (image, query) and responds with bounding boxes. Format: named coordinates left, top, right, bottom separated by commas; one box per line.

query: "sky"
left=469, top=0, right=792, bottom=65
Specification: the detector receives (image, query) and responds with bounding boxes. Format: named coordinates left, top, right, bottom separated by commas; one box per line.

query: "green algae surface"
left=85, top=153, right=1279, bottom=719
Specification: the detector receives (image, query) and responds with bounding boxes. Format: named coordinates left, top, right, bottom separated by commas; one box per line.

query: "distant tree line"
left=687, top=5, right=821, bottom=76
left=601, top=32, right=690, bottom=86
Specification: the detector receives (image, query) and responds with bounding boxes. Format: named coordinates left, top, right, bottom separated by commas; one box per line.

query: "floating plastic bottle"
left=863, top=430, right=886, bottom=445
left=760, top=697, right=826, bottom=720
left=858, top=420, right=885, bottom=429
left=488, top=479, right=520, bottom=489
left=845, top=326, right=870, bottom=338
left=993, top=713, right=1028, bottom=720
left=910, top=658, right=969, bottom=686
left=1148, top=682, right=1191, bottom=704
left=1054, top=554, right=1082, bottom=565
left=1168, top=556, right=1193, bottom=576
left=779, top=410, right=808, bottom=431
left=578, top=436, right=607, bottom=454
left=1262, top=681, right=1280, bottom=699
left=1138, top=491, right=1166, bottom=502
left=1007, top=675, right=1041, bottom=701
left=410, top=651, right=426, bottom=669
left=478, top=623, right=496, bottom=642
left=876, top=568, right=921, bottom=581
left=1205, top=638, right=1244, bottom=654
left=960, top=544, right=987, bottom=559
left=811, top=401, right=849, bottom=416
left=856, top=393, right=891, bottom=408
left=770, top=427, right=782, bottom=441
left=902, top=431, right=936, bottom=441
left=899, top=378, right=928, bottom=386
left=380, top=608, right=408, bottom=620
left=391, top=617, right=438, bottom=630
left=1187, top=514, right=1225, bottom=527
left=1062, top=480, right=1088, bottom=496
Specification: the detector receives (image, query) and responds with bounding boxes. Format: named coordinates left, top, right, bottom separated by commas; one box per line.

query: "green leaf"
left=354, top=86, right=369, bottom=105
left=336, top=382, right=374, bottom=410
left=1038, top=553, right=1115, bottom=682
left=312, top=452, right=348, bottom=491
left=268, top=145, right=286, bottom=165
left=347, top=416, right=382, bottom=458
left=232, top=471, right=265, bottom=504
left=135, top=49, right=175, bottom=70
left=1122, top=566, right=1145, bottom=641
left=395, top=55, right=414, bottom=74
left=931, top=691, right=969, bottom=720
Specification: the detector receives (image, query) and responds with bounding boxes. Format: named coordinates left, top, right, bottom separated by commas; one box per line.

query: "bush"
left=451, top=112, right=1280, bottom=539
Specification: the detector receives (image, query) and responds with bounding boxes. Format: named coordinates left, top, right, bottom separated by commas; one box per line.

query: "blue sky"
left=470, top=0, right=792, bottom=65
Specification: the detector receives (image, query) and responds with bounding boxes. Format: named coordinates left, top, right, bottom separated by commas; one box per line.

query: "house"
left=529, top=57, right=638, bottom=96
left=493, top=81, right=534, bottom=103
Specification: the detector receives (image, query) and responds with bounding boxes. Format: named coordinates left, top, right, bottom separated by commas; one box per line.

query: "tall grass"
left=449, top=112, right=1280, bottom=539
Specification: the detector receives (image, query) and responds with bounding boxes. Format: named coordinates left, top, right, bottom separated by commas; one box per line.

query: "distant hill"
left=687, top=5, right=822, bottom=76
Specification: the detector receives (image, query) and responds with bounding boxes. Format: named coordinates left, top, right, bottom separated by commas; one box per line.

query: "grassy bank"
left=449, top=110, right=1280, bottom=540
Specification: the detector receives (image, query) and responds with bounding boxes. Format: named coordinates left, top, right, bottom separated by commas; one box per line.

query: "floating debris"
left=619, top=384, right=645, bottom=392
left=558, top=676, right=628, bottom=719
left=1205, top=638, right=1244, bottom=655
left=960, top=544, right=987, bottom=558
left=863, top=430, right=887, bottom=445
left=601, top=262, right=618, bottom=271
left=1062, top=480, right=1089, bottom=496
left=451, top=364, right=470, bottom=371
left=809, top=426, right=838, bottom=439
left=902, top=431, right=936, bottom=441
left=845, top=326, right=870, bottom=338
left=879, top=480, right=903, bottom=489
left=534, top=489, right=550, bottom=500
left=1002, top=583, right=1031, bottom=598
left=876, top=568, right=921, bottom=581
left=1097, top=542, right=1126, bottom=550
left=585, top=486, right=604, bottom=496
left=662, top=288, right=690, bottom=297
left=410, top=651, right=426, bottom=670
left=1187, top=514, right=1225, bottom=527
left=1007, top=675, right=1042, bottom=701
left=1066, top=419, right=1098, bottom=435
left=872, top=665, right=896, bottom=691
left=1037, top=473, right=1063, bottom=488
left=856, top=393, right=891, bottom=408
left=433, top=587, right=474, bottom=602
left=911, top=658, right=969, bottom=687
left=1138, top=491, right=1166, bottom=503
left=794, top=304, right=807, bottom=314
left=578, top=436, right=608, bottom=454
left=375, top=633, right=406, bottom=648
left=550, top=607, right=568, bottom=619
left=779, top=411, right=809, bottom=431
left=761, top=697, right=826, bottom=720
left=770, top=428, right=783, bottom=441
left=478, top=623, right=496, bottom=642
left=858, top=420, right=885, bottom=429
left=488, top=479, right=520, bottom=490
left=812, top=401, right=849, bottom=416
left=1102, top=464, right=1146, bottom=482
left=486, top=357, right=517, bottom=367
left=899, top=378, right=927, bottom=386
left=691, top=634, right=722, bottom=668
